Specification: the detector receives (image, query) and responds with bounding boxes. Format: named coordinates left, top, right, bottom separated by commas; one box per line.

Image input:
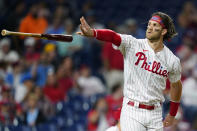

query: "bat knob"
left=1, top=30, right=7, bottom=36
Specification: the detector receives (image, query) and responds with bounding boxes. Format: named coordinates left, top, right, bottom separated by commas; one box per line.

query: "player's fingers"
left=80, top=17, right=86, bottom=27
left=80, top=24, right=86, bottom=33
left=81, top=16, right=90, bottom=28
left=163, top=120, right=170, bottom=127
left=163, top=119, right=167, bottom=127
left=81, top=16, right=89, bottom=26
left=163, top=122, right=166, bottom=127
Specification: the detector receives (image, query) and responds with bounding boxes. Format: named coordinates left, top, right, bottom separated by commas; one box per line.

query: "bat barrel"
left=41, top=34, right=73, bottom=42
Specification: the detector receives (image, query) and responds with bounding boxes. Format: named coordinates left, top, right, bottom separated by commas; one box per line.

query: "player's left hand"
left=163, top=114, right=175, bottom=127
left=76, top=16, right=94, bottom=37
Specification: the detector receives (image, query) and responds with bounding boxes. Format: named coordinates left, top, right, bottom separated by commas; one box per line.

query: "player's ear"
left=162, top=29, right=167, bottom=36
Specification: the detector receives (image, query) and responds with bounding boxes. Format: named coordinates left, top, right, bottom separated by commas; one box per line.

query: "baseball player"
left=77, top=12, right=182, bottom=131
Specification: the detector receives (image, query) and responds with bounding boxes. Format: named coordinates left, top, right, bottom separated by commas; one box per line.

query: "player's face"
left=146, top=20, right=163, bottom=41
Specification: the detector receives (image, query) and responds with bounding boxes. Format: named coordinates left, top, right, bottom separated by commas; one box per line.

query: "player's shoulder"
left=119, top=34, right=136, bottom=40
left=164, top=45, right=180, bottom=64
left=119, top=34, right=145, bottom=42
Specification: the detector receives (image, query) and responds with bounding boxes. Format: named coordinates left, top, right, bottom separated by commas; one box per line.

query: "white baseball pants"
left=120, top=97, right=163, bottom=131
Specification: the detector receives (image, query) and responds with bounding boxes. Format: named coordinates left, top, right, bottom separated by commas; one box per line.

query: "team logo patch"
left=135, top=52, right=168, bottom=77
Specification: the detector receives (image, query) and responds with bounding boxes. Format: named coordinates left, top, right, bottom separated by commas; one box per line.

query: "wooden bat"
left=1, top=29, right=73, bottom=42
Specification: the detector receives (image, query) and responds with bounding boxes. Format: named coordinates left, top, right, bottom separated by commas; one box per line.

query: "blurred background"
left=0, top=0, right=197, bottom=131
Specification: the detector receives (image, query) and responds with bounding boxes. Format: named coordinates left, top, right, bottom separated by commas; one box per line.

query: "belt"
left=127, top=101, right=155, bottom=110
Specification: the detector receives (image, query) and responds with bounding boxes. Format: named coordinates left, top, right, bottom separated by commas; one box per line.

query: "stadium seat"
left=37, top=124, right=57, bottom=131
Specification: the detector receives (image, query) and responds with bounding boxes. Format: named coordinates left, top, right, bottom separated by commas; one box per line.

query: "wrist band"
left=169, top=101, right=180, bottom=116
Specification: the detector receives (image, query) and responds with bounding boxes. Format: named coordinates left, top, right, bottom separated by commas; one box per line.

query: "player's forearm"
left=169, top=80, right=182, bottom=116
left=93, top=29, right=121, bottom=46
left=170, top=80, right=182, bottom=102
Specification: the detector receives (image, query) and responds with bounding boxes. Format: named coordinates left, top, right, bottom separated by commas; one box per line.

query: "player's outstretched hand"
left=163, top=114, right=175, bottom=127
left=76, top=16, right=94, bottom=37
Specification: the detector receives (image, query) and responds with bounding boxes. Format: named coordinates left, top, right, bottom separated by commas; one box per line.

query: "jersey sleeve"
left=168, top=59, right=182, bottom=83
left=112, top=34, right=137, bottom=54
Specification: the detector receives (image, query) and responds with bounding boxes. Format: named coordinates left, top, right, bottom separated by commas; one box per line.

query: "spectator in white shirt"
left=0, top=38, right=19, bottom=63
left=77, top=65, right=105, bottom=97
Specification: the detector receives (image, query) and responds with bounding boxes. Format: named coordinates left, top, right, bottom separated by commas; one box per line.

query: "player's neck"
left=147, top=38, right=164, bottom=53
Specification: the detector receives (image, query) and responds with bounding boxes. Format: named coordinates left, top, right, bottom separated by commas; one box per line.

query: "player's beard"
left=146, top=29, right=162, bottom=41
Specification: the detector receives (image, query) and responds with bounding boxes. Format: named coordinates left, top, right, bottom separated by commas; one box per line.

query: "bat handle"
left=1, top=29, right=8, bottom=36
left=1, top=29, right=41, bottom=37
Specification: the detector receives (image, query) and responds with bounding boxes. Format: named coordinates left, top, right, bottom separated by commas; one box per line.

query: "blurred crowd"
left=0, top=0, right=197, bottom=131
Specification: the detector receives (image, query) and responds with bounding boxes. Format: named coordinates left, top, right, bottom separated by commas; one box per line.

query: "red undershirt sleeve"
left=93, top=29, right=121, bottom=47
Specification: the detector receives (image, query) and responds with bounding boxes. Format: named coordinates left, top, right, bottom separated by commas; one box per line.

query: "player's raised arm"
left=77, top=17, right=121, bottom=46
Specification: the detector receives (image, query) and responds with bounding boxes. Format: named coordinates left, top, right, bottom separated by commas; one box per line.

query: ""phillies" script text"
left=135, top=52, right=168, bottom=77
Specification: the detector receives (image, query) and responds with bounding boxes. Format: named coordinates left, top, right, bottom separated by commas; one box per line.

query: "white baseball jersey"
left=113, top=34, right=182, bottom=104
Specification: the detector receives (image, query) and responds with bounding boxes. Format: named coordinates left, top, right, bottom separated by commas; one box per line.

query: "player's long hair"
left=152, top=12, right=177, bottom=41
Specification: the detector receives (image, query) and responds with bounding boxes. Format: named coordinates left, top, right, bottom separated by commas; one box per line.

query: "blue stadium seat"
left=5, top=125, right=23, bottom=131
left=49, top=116, right=66, bottom=128
left=60, top=126, right=76, bottom=131
left=37, top=124, right=57, bottom=131
left=76, top=123, right=86, bottom=131
left=65, top=117, right=74, bottom=127
left=21, top=126, right=34, bottom=131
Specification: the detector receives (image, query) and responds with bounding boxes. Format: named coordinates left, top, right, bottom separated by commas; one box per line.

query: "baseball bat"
left=1, top=29, right=73, bottom=42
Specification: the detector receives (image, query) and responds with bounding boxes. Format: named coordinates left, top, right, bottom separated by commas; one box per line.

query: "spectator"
left=124, top=18, right=145, bottom=39
left=87, top=97, right=109, bottom=131
left=0, top=38, right=19, bottom=64
left=78, top=65, right=105, bottom=97
left=43, top=43, right=59, bottom=69
left=102, top=41, right=124, bottom=89
left=106, top=108, right=121, bottom=131
left=34, top=87, right=55, bottom=119
left=56, top=57, right=73, bottom=95
left=182, top=67, right=197, bottom=124
left=66, top=70, right=82, bottom=97
left=0, top=100, right=14, bottom=125
left=5, top=60, right=24, bottom=89
left=19, top=3, right=48, bottom=38
left=105, top=84, right=123, bottom=126
left=176, top=44, right=197, bottom=79
left=43, top=15, right=64, bottom=45
left=55, top=1, right=77, bottom=19
left=0, top=87, right=22, bottom=125
left=85, top=10, right=104, bottom=29
left=24, top=38, right=40, bottom=62
left=80, top=1, right=94, bottom=19
left=57, top=19, right=83, bottom=57
left=43, top=72, right=65, bottom=104
left=0, top=71, right=7, bottom=100
left=15, top=75, right=34, bottom=103
left=22, top=93, right=46, bottom=126
left=30, top=52, right=54, bottom=87
left=53, top=5, right=68, bottom=20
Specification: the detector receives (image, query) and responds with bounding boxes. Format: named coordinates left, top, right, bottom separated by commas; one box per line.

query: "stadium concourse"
left=0, top=0, right=197, bottom=131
